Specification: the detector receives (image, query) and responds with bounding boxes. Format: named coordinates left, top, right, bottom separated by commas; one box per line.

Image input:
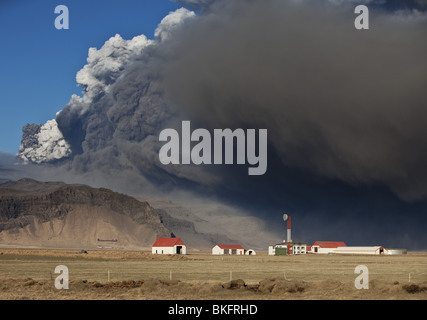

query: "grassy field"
left=0, top=247, right=426, bottom=300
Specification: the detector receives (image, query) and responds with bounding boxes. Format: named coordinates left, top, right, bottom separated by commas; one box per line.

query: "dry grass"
left=0, top=247, right=426, bottom=300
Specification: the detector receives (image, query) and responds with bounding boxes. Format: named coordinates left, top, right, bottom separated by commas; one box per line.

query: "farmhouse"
left=309, top=241, right=346, bottom=254
left=152, top=237, right=186, bottom=255
left=292, top=242, right=307, bottom=255
left=212, top=244, right=245, bottom=255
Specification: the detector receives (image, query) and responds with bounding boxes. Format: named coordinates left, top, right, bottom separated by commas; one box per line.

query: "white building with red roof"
left=212, top=244, right=245, bottom=255
left=152, top=237, right=186, bottom=255
left=309, top=241, right=346, bottom=254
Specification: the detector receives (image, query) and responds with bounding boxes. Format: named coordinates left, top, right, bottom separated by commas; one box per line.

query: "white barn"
left=152, top=237, right=186, bottom=254
left=332, top=246, right=387, bottom=255
left=309, top=241, right=347, bottom=254
left=212, top=244, right=244, bottom=255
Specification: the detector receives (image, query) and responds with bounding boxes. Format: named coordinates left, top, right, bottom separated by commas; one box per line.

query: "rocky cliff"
left=0, top=178, right=277, bottom=251
left=0, top=178, right=171, bottom=249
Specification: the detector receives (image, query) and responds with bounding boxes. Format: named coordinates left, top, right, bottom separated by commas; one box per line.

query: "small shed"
left=245, top=249, right=256, bottom=255
left=212, top=244, right=244, bottom=255
left=310, top=241, right=346, bottom=254
left=152, top=237, right=186, bottom=255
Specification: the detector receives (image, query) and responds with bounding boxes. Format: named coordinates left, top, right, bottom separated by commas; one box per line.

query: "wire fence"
left=1, top=265, right=426, bottom=284
left=83, top=270, right=427, bottom=284
left=1, top=253, right=426, bottom=284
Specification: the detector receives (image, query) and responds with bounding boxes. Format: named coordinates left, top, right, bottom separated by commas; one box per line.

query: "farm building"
left=292, top=243, right=307, bottom=255
left=332, top=246, right=386, bottom=255
left=309, top=241, right=346, bottom=254
left=212, top=244, right=244, bottom=255
left=333, top=246, right=407, bottom=255
left=245, top=249, right=256, bottom=255
left=269, top=243, right=286, bottom=255
left=268, top=242, right=307, bottom=255
left=152, top=237, right=186, bottom=255
left=386, top=248, right=407, bottom=255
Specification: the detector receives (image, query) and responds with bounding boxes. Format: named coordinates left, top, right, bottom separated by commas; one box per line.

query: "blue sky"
left=0, top=0, right=179, bottom=154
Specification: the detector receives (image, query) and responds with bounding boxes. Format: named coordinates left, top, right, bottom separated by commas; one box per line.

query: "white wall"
left=212, top=245, right=224, bottom=255
left=152, top=245, right=186, bottom=254
left=332, top=246, right=384, bottom=255
left=178, top=245, right=187, bottom=255
left=310, top=246, right=336, bottom=254
left=212, top=246, right=244, bottom=255
left=292, top=244, right=306, bottom=254
left=152, top=246, right=174, bottom=254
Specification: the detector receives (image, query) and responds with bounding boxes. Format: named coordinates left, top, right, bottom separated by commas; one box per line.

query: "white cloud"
left=17, top=8, right=197, bottom=166
left=18, top=120, right=71, bottom=164
left=74, top=33, right=153, bottom=115
left=154, top=8, right=196, bottom=41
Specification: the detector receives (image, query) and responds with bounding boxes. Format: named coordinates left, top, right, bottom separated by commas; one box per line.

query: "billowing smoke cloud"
left=18, top=33, right=155, bottom=163
left=161, top=0, right=427, bottom=201
left=14, top=0, right=427, bottom=201
left=18, top=8, right=220, bottom=189
left=18, top=120, right=71, bottom=164
left=9, top=0, right=427, bottom=249
left=15, top=0, right=427, bottom=202
left=72, top=33, right=153, bottom=115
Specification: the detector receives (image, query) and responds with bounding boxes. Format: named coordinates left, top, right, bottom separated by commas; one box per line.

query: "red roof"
left=216, top=244, right=244, bottom=250
left=312, top=241, right=346, bottom=248
left=152, top=237, right=185, bottom=247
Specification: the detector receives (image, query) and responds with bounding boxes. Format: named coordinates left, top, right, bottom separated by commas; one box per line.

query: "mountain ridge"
left=0, top=178, right=170, bottom=249
left=0, top=178, right=278, bottom=251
